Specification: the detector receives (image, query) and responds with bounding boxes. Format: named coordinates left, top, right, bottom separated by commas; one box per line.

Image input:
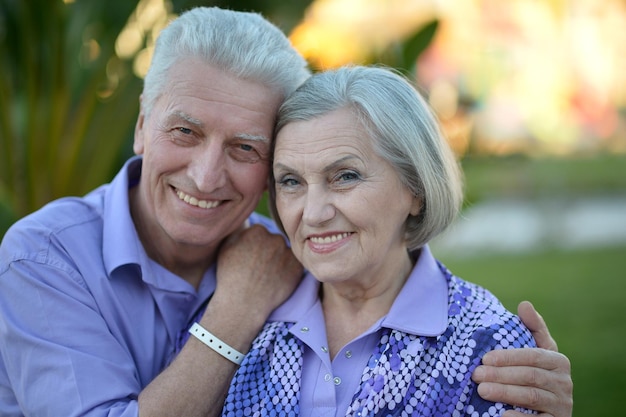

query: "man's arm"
left=139, top=225, right=303, bottom=417
left=472, top=301, right=573, bottom=417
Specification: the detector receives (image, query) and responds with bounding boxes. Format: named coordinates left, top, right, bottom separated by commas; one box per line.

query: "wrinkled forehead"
left=157, top=61, right=281, bottom=128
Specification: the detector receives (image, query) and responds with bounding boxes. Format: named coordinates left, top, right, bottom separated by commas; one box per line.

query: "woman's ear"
left=410, top=196, right=422, bottom=217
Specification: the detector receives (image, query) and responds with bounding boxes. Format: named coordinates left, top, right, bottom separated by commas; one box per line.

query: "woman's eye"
left=336, top=171, right=360, bottom=182
left=276, top=175, right=300, bottom=188
left=280, top=178, right=299, bottom=186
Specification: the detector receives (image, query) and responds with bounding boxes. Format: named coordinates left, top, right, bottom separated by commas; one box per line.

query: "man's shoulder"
left=248, top=212, right=281, bottom=234
left=0, top=187, right=108, bottom=261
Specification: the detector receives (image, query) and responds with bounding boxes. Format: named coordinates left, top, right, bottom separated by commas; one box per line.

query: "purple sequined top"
left=180, top=246, right=536, bottom=416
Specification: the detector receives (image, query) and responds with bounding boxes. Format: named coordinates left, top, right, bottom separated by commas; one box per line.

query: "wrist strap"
left=188, top=322, right=245, bottom=365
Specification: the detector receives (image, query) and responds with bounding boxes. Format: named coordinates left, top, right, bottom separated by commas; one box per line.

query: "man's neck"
left=128, top=185, right=218, bottom=289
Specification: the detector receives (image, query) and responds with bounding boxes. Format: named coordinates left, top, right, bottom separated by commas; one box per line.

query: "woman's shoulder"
left=441, top=265, right=535, bottom=347
left=438, top=271, right=531, bottom=341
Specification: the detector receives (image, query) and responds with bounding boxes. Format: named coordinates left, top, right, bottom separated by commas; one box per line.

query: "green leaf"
left=401, top=19, right=439, bottom=71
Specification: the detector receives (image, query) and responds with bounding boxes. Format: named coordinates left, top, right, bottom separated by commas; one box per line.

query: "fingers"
left=517, top=301, right=558, bottom=351
left=502, top=411, right=552, bottom=417
left=478, top=380, right=572, bottom=417
left=477, top=381, right=550, bottom=411
left=473, top=350, right=573, bottom=417
left=473, top=358, right=559, bottom=387
left=215, top=225, right=303, bottom=313
left=480, top=347, right=569, bottom=371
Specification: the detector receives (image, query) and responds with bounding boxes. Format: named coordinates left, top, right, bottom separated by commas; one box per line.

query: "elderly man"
left=0, top=7, right=571, bottom=417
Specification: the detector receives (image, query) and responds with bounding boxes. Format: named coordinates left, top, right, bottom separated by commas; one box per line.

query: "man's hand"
left=472, top=301, right=573, bottom=417
left=211, top=225, right=304, bottom=327
left=144, top=226, right=303, bottom=417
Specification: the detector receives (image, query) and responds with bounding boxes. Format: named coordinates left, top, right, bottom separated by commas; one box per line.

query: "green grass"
left=460, top=153, right=626, bottom=204
left=436, top=246, right=626, bottom=417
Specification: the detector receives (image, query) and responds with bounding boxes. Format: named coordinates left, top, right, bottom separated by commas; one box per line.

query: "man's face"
left=133, top=59, right=283, bottom=253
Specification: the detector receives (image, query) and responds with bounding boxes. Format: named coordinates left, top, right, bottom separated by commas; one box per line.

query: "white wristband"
left=188, top=322, right=245, bottom=365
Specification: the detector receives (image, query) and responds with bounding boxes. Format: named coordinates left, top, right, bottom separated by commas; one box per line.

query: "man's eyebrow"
left=166, top=111, right=204, bottom=127
left=234, top=133, right=270, bottom=143
left=165, top=112, right=269, bottom=143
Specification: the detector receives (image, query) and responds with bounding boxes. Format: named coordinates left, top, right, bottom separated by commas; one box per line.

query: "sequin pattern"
left=340, top=264, right=536, bottom=416
left=185, top=262, right=536, bottom=416
left=223, top=321, right=303, bottom=417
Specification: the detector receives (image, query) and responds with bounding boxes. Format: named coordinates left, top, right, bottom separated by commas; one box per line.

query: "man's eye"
left=227, top=143, right=264, bottom=163
left=178, top=127, right=193, bottom=135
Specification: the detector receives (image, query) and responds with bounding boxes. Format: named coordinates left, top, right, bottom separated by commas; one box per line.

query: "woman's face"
left=273, top=107, right=421, bottom=289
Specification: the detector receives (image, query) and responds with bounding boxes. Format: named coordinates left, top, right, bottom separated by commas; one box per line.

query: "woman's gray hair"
left=270, top=65, right=464, bottom=250
left=142, top=7, right=311, bottom=115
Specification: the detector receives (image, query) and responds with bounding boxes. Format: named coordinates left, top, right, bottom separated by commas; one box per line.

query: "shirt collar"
left=268, top=245, right=448, bottom=337
left=102, top=156, right=145, bottom=276
left=381, top=245, right=448, bottom=336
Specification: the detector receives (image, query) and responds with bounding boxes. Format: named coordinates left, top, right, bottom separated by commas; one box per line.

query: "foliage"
left=0, top=0, right=313, bottom=238
left=363, top=19, right=439, bottom=76
left=0, top=0, right=143, bottom=228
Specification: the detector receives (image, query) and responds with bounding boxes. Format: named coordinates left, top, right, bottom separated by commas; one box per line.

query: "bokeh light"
left=289, top=0, right=626, bottom=156
left=112, top=0, right=626, bottom=156
left=114, top=0, right=173, bottom=78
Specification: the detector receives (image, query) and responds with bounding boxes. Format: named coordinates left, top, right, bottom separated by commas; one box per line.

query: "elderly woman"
left=229, top=65, right=535, bottom=416
left=178, top=65, right=573, bottom=416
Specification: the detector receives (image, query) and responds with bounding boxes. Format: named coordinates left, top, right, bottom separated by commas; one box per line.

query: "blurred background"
left=1, top=0, right=624, bottom=415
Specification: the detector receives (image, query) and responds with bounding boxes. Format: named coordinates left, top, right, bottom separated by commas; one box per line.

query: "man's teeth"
left=310, top=233, right=350, bottom=244
left=176, top=190, right=219, bottom=209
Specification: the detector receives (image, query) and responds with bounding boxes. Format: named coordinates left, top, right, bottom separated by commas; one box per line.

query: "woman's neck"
left=320, top=251, right=415, bottom=359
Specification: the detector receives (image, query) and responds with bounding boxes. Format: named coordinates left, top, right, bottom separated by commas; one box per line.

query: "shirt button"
left=345, top=350, right=352, bottom=358
left=321, top=346, right=328, bottom=353
left=300, top=327, right=309, bottom=332
left=324, top=373, right=331, bottom=382
left=333, top=377, right=342, bottom=385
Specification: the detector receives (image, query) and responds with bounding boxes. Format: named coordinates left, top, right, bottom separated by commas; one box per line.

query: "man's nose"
left=188, top=140, right=228, bottom=192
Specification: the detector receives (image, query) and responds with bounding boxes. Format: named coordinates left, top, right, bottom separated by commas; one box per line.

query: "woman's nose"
left=302, top=185, right=336, bottom=226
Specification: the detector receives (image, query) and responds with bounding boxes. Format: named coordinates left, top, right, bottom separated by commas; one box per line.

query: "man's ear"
left=133, top=95, right=146, bottom=155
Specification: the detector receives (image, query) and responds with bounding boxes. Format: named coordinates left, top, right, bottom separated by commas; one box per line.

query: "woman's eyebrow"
left=273, top=155, right=359, bottom=174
